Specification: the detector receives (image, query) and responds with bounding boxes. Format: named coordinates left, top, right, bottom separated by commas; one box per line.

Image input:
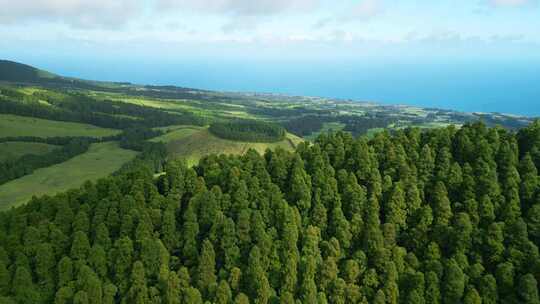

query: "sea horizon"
left=8, top=56, right=540, bottom=117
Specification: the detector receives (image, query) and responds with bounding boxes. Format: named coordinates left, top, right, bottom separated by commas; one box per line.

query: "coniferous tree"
left=197, top=239, right=217, bottom=297
left=12, top=265, right=40, bottom=304
left=0, top=121, right=539, bottom=303
left=518, top=274, right=540, bottom=304
left=125, top=261, right=149, bottom=304
left=181, top=204, right=200, bottom=266
left=247, top=246, right=271, bottom=304
left=443, top=259, right=465, bottom=304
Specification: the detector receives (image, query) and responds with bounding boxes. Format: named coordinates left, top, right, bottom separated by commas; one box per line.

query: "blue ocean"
left=38, top=58, right=540, bottom=117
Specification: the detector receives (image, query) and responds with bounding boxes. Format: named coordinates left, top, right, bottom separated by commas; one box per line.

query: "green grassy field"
left=0, top=141, right=59, bottom=161
left=151, top=126, right=205, bottom=143
left=88, top=91, right=255, bottom=121
left=306, top=122, right=346, bottom=141
left=0, top=114, right=121, bottom=138
left=89, top=92, right=205, bottom=113
left=366, top=128, right=386, bottom=138
left=154, top=126, right=303, bottom=166
left=0, top=142, right=138, bottom=210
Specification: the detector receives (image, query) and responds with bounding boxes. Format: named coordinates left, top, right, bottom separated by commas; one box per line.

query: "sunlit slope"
left=152, top=126, right=303, bottom=166
left=0, top=142, right=137, bottom=210
left=0, top=114, right=121, bottom=138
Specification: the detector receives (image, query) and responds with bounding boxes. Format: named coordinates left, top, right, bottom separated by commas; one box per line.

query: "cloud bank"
left=0, top=0, right=142, bottom=28
left=157, top=0, right=320, bottom=16
left=488, top=0, right=537, bottom=7
left=0, top=0, right=322, bottom=30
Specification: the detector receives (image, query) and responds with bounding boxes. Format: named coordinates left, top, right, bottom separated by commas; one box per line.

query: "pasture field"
left=150, top=125, right=205, bottom=143
left=0, top=142, right=138, bottom=209
left=159, top=127, right=302, bottom=166
left=0, top=114, right=121, bottom=138
left=0, top=141, right=59, bottom=161
left=88, top=91, right=256, bottom=121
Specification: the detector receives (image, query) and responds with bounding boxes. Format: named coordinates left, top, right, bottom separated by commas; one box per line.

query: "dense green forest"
left=1, top=121, right=539, bottom=303
left=209, top=120, right=286, bottom=142
left=283, top=115, right=331, bottom=137
left=340, top=115, right=400, bottom=137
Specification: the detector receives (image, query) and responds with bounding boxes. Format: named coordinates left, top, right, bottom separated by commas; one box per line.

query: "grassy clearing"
left=220, top=110, right=254, bottom=120
left=417, top=122, right=459, bottom=129
left=17, top=87, right=49, bottom=95
left=0, top=142, right=59, bottom=161
left=88, top=91, right=254, bottom=121
left=150, top=126, right=205, bottom=143
left=89, top=91, right=197, bottom=111
left=162, top=127, right=303, bottom=166
left=0, top=142, right=138, bottom=210
left=0, top=114, right=121, bottom=138
left=365, top=128, right=386, bottom=138
left=306, top=122, right=346, bottom=141
left=402, top=107, right=428, bottom=117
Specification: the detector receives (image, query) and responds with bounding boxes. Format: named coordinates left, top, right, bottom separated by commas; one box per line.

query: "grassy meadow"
left=0, top=142, right=137, bottom=210
left=0, top=114, right=121, bottom=138
left=151, top=125, right=205, bottom=143
left=155, top=126, right=303, bottom=166
left=0, top=141, right=59, bottom=161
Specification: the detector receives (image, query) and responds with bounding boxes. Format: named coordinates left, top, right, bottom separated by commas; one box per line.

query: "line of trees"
left=209, top=120, right=286, bottom=142
left=0, top=136, right=106, bottom=146
left=340, top=114, right=399, bottom=137
left=0, top=127, right=164, bottom=186
left=283, top=115, right=332, bottom=137
left=0, top=121, right=540, bottom=303
left=0, top=87, right=206, bottom=130
left=0, top=139, right=91, bottom=185
left=283, top=114, right=401, bottom=138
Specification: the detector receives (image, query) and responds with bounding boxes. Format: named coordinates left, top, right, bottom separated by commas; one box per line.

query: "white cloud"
left=313, top=0, right=383, bottom=29
left=155, top=0, right=322, bottom=33
left=0, top=0, right=142, bottom=28
left=0, top=0, right=321, bottom=31
left=488, top=0, right=537, bottom=7
left=350, top=0, right=384, bottom=19
left=156, top=0, right=320, bottom=16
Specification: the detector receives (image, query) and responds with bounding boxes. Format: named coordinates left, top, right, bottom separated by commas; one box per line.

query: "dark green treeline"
left=209, top=120, right=286, bottom=143
left=1, top=121, right=540, bottom=303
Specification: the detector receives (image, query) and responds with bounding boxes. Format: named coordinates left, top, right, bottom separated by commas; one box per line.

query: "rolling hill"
left=0, top=114, right=121, bottom=138
left=0, top=59, right=536, bottom=210
left=0, top=60, right=58, bottom=83
left=151, top=125, right=303, bottom=166
left=0, top=60, right=132, bottom=90
left=0, top=60, right=539, bottom=304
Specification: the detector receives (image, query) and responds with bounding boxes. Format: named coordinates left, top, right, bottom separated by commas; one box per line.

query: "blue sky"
left=1, top=0, right=539, bottom=63
left=1, top=1, right=539, bottom=115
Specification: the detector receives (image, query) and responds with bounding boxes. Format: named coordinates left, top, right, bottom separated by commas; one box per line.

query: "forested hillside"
left=1, top=121, right=540, bottom=303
